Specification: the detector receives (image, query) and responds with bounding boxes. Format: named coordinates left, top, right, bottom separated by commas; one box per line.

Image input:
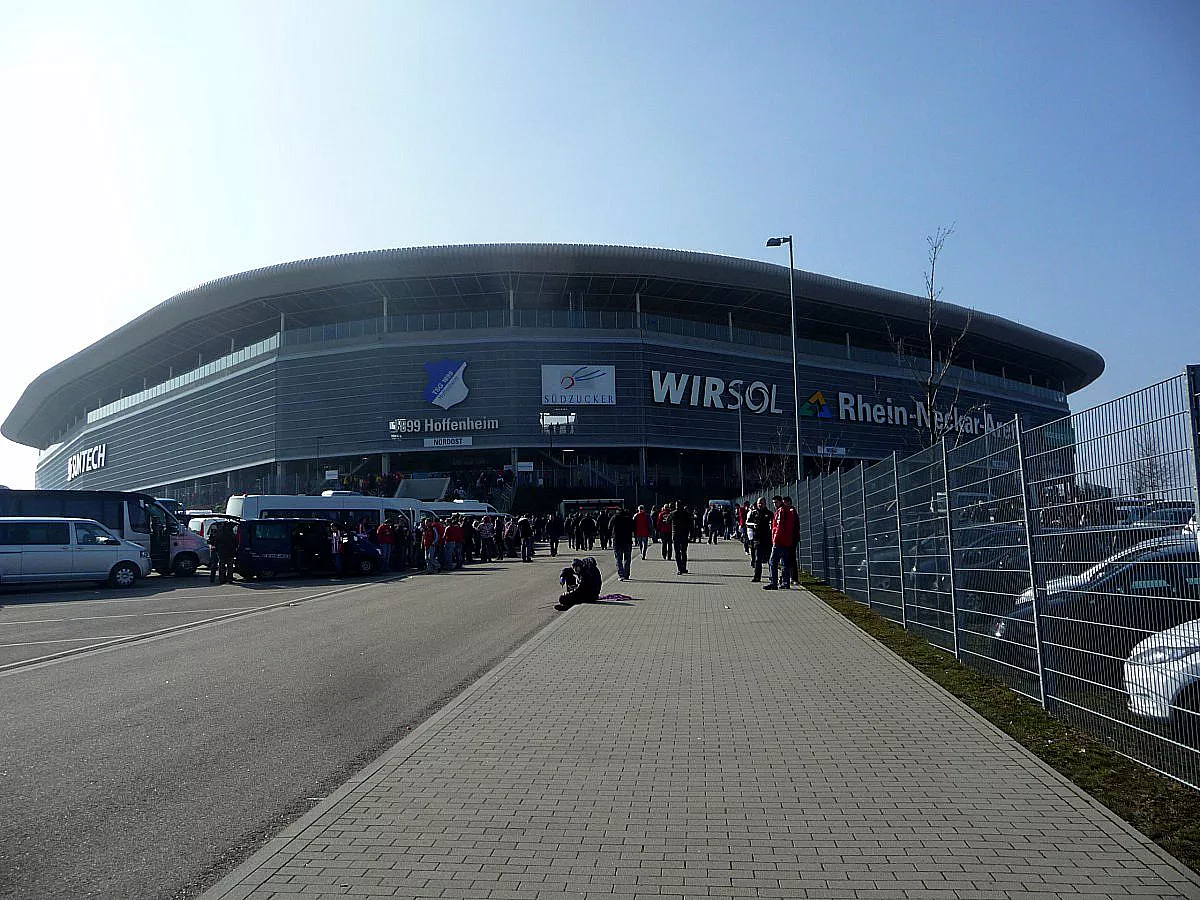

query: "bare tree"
left=885, top=224, right=978, bottom=448
left=1122, top=427, right=1178, bottom=501
left=750, top=422, right=796, bottom=492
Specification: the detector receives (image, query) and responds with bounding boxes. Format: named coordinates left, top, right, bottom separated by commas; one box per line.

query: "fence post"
left=1187, top=365, right=1200, bottom=514
left=862, top=463, right=872, bottom=609
left=837, top=468, right=847, bottom=592
left=1014, top=414, right=1051, bottom=710
left=892, top=451, right=907, bottom=630
left=941, top=437, right=961, bottom=660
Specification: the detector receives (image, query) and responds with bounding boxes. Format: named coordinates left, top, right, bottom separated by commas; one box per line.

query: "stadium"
left=3, top=244, right=1104, bottom=511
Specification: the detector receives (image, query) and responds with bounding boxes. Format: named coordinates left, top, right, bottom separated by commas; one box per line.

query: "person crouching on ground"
left=555, top=557, right=602, bottom=610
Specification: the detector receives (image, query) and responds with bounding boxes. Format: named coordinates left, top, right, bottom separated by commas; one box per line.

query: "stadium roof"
left=4, top=243, right=1104, bottom=449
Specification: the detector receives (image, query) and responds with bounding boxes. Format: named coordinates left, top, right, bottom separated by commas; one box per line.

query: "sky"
left=0, top=0, right=1197, bottom=488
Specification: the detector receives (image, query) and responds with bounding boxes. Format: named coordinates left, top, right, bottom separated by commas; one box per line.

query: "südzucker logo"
left=423, top=360, right=469, bottom=410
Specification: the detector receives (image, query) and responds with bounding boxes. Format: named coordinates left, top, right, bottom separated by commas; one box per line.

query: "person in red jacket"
left=763, top=495, right=799, bottom=590
left=633, top=505, right=653, bottom=560
left=656, top=504, right=673, bottom=560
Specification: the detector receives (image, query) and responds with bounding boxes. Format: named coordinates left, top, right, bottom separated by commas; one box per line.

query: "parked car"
left=235, top=518, right=382, bottom=579
left=0, top=517, right=153, bottom=588
left=988, top=533, right=1200, bottom=685
left=1123, top=619, right=1200, bottom=729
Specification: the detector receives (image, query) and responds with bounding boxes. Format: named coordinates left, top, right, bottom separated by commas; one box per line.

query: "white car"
left=1124, top=619, right=1200, bottom=725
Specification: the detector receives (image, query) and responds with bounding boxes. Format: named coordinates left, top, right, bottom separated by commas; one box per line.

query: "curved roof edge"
left=3, top=243, right=1105, bottom=448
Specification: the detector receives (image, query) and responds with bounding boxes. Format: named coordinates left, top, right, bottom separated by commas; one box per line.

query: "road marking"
left=0, top=574, right=414, bottom=674
left=0, top=635, right=137, bottom=648
left=0, top=607, right=266, bottom=626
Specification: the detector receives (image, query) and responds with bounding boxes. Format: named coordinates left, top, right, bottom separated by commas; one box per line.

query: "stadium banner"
left=541, top=365, right=617, bottom=405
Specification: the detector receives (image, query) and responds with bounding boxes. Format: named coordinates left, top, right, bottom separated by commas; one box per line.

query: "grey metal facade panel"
left=33, top=335, right=1067, bottom=491
left=5, top=244, right=1104, bottom=448
left=35, top=367, right=277, bottom=491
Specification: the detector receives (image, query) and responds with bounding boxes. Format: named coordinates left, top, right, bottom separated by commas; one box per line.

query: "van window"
left=75, top=521, right=113, bottom=545
left=129, top=501, right=151, bottom=534
left=252, top=521, right=294, bottom=541
left=6, top=522, right=71, bottom=544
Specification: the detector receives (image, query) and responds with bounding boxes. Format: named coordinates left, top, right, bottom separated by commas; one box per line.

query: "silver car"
left=1124, top=618, right=1200, bottom=727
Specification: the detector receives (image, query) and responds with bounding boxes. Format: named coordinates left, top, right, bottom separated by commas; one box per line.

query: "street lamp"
left=766, top=235, right=803, bottom=483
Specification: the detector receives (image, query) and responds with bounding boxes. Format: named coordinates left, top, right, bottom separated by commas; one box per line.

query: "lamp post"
left=766, top=235, right=803, bottom=483
left=737, top=395, right=745, bottom=498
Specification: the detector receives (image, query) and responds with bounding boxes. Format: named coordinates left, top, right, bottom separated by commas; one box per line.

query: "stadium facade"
left=4, top=244, right=1103, bottom=509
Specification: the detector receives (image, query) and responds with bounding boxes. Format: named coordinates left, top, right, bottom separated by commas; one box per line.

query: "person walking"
left=330, top=524, right=344, bottom=577
left=657, top=504, right=673, bottom=560
left=764, top=495, right=799, bottom=590
left=422, top=518, right=443, bottom=573
left=670, top=503, right=694, bottom=575
left=611, top=506, right=634, bottom=581
left=547, top=510, right=564, bottom=557
left=376, top=518, right=395, bottom=572
left=747, top=497, right=773, bottom=583
left=518, top=514, right=534, bottom=562
left=633, top=505, right=652, bottom=560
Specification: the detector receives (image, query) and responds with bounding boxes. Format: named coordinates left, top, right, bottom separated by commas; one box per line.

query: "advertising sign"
left=541, top=365, right=616, bottom=405
left=66, top=444, right=107, bottom=481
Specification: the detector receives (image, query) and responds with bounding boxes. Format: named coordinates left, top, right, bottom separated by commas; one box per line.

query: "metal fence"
left=745, top=366, right=1200, bottom=790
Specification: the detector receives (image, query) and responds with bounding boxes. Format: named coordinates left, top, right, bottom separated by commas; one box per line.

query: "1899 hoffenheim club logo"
left=423, top=360, right=469, bottom=410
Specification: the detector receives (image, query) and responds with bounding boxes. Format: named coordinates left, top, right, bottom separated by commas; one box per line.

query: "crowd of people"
left=207, top=495, right=808, bottom=597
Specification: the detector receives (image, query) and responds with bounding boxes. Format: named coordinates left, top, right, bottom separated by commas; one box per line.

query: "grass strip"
left=797, top=572, right=1200, bottom=874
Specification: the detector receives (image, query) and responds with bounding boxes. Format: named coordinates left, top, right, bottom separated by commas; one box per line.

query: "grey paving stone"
left=202, top=543, right=1200, bottom=900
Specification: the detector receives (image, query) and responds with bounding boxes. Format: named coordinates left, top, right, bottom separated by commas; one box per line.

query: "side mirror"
left=101, top=537, right=121, bottom=546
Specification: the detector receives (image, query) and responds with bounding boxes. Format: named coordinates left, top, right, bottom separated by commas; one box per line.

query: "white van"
left=423, top=500, right=499, bottom=518
left=0, top=518, right=153, bottom=587
left=225, top=494, right=426, bottom=529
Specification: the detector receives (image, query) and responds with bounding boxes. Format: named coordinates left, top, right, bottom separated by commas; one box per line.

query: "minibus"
left=225, top=494, right=425, bottom=530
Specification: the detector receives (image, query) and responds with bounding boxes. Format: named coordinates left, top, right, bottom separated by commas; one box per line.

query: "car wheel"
left=257, top=569, right=276, bottom=580
left=109, top=562, right=140, bottom=588
left=172, top=554, right=199, bottom=577
left=356, top=557, right=377, bottom=576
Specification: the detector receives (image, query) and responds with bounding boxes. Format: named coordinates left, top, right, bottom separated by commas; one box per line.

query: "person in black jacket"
left=555, top=557, right=602, bottom=610
left=670, top=504, right=694, bottom=575
left=610, top=507, right=634, bottom=581
left=747, top=497, right=774, bottom=582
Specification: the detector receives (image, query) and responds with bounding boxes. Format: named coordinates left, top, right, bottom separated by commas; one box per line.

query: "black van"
left=235, top=518, right=381, bottom=579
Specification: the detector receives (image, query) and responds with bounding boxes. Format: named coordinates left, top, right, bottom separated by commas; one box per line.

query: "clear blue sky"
left=1, top=0, right=1197, bottom=488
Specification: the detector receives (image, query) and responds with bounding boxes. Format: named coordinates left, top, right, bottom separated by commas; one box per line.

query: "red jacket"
left=771, top=505, right=799, bottom=548
left=633, top=511, right=652, bottom=538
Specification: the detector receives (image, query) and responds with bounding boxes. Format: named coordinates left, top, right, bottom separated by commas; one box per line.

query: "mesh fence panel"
left=795, top=367, right=1200, bottom=788
left=947, top=420, right=1041, bottom=701
left=1021, top=373, right=1200, bottom=788
left=809, top=477, right=827, bottom=582
left=897, top=444, right=955, bottom=653
left=841, top=466, right=869, bottom=604
left=864, top=455, right=904, bottom=625
left=797, top=480, right=812, bottom=573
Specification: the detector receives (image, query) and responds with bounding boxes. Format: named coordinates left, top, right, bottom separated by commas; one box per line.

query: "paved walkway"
left=204, top=542, right=1200, bottom=900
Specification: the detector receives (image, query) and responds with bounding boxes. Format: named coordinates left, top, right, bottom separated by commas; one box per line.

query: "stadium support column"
left=382, top=453, right=391, bottom=476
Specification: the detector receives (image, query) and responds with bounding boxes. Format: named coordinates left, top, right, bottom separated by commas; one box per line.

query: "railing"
left=742, top=366, right=1200, bottom=790
left=79, top=304, right=1066, bottom=432
left=86, top=334, right=280, bottom=424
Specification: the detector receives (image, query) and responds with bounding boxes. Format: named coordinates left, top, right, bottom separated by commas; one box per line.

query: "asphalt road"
left=0, top=554, right=566, bottom=899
